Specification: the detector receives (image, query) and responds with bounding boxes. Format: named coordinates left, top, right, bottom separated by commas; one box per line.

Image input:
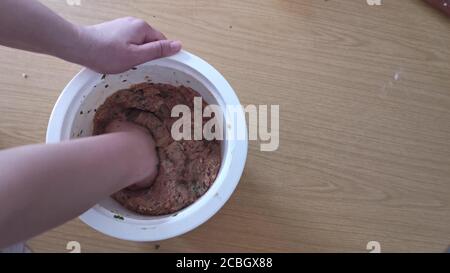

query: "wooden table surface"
left=0, top=0, right=449, bottom=252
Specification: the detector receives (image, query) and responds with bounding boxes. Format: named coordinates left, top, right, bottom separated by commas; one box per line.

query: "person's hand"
left=77, top=17, right=182, bottom=74
left=105, top=120, right=159, bottom=190
left=423, top=0, right=450, bottom=16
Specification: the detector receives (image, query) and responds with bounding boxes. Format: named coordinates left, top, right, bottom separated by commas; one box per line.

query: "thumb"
left=135, top=40, right=182, bottom=62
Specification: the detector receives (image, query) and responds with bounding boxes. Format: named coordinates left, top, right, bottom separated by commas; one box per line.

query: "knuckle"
left=123, top=16, right=136, bottom=22
left=160, top=41, right=171, bottom=55
left=155, top=41, right=164, bottom=57
left=133, top=18, right=148, bottom=28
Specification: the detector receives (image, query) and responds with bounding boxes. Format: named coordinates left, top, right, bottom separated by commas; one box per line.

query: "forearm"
left=0, top=132, right=153, bottom=248
left=0, top=0, right=86, bottom=65
left=0, top=0, right=181, bottom=74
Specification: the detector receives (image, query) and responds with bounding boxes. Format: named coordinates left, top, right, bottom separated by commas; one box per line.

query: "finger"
left=142, top=23, right=166, bottom=42
left=145, top=29, right=167, bottom=42
left=126, top=171, right=158, bottom=190
left=134, top=40, right=182, bottom=62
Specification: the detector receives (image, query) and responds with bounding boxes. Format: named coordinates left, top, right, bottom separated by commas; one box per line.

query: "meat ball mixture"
left=93, top=82, right=221, bottom=215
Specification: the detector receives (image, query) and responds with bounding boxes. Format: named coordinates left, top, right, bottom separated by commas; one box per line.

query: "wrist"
left=54, top=24, right=95, bottom=68
left=113, top=131, right=159, bottom=188
left=73, top=25, right=94, bottom=67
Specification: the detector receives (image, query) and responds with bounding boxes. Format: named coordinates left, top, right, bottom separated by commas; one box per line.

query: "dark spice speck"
left=113, top=214, right=124, bottom=220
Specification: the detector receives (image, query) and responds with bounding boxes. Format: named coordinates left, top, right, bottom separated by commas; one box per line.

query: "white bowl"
left=46, top=50, right=248, bottom=242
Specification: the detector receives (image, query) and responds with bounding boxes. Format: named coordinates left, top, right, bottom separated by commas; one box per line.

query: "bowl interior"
left=65, top=62, right=228, bottom=223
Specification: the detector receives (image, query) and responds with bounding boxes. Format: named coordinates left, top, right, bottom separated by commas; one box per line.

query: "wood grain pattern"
left=0, top=0, right=449, bottom=252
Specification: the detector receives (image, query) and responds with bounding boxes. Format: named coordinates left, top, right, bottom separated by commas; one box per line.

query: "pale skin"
left=0, top=0, right=181, bottom=248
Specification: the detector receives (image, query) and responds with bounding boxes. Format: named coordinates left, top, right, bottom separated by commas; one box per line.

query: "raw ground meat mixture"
left=93, top=82, right=221, bottom=215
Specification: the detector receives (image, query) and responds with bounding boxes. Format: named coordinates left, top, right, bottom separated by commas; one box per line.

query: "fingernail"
left=170, top=40, right=182, bottom=52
